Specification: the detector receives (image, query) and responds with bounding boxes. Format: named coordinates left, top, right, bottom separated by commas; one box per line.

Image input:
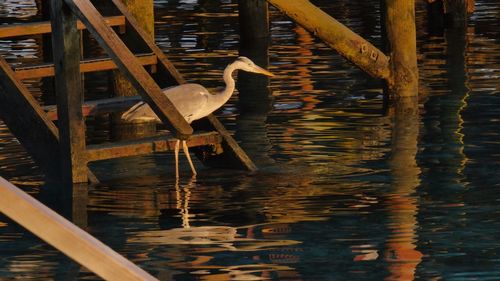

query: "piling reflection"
left=384, top=97, right=422, bottom=280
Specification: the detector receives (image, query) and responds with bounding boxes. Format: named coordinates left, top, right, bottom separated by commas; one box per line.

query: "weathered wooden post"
left=383, top=0, right=419, bottom=97
left=110, top=0, right=157, bottom=140
left=50, top=0, right=87, bottom=184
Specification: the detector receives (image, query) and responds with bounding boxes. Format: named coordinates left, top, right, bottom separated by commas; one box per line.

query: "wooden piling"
left=425, top=0, right=474, bottom=28
left=0, top=177, right=157, bottom=281
left=109, top=0, right=157, bottom=141
left=239, top=0, right=269, bottom=42
left=110, top=0, right=154, bottom=98
left=237, top=0, right=274, bottom=166
left=238, top=0, right=271, bottom=111
left=50, top=0, right=88, bottom=184
left=383, top=0, right=419, bottom=97
left=444, top=0, right=472, bottom=26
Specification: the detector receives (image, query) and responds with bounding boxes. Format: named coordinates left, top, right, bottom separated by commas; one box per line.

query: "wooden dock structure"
left=0, top=0, right=256, bottom=184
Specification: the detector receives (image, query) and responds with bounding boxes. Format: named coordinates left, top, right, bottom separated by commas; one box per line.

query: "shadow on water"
left=1, top=0, right=500, bottom=280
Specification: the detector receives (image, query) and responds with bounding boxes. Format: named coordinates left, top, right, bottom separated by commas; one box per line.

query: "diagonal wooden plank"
left=266, top=0, right=390, bottom=81
left=64, top=0, right=192, bottom=137
left=0, top=56, right=61, bottom=180
left=0, top=177, right=158, bottom=281
left=111, top=0, right=257, bottom=172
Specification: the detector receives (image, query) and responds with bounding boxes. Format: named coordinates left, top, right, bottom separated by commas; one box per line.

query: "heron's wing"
left=121, top=83, right=210, bottom=123
left=163, top=84, right=210, bottom=123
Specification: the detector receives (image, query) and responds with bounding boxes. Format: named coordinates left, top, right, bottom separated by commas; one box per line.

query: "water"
left=1, top=0, right=499, bottom=280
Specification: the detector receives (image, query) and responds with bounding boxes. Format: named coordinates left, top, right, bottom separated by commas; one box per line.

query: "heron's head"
left=234, top=56, right=274, bottom=77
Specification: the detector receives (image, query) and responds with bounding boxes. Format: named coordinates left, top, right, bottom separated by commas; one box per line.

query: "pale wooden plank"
left=0, top=177, right=157, bottom=281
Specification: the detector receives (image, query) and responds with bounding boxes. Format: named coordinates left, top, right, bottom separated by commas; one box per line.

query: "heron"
left=122, top=56, right=274, bottom=178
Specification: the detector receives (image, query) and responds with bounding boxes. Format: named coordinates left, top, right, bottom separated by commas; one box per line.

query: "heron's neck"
left=211, top=62, right=237, bottom=107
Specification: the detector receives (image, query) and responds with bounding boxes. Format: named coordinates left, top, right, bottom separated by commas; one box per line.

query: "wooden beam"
left=43, top=96, right=142, bottom=121
left=0, top=16, right=125, bottom=38
left=111, top=0, right=257, bottom=171
left=265, top=0, right=390, bottom=81
left=0, top=177, right=157, bottom=281
left=64, top=0, right=193, bottom=137
left=0, top=56, right=61, bottom=180
left=86, top=132, right=222, bottom=162
left=13, top=54, right=157, bottom=80
left=50, top=0, right=88, bottom=184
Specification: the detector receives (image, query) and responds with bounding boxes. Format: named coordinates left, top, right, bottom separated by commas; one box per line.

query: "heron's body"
left=121, top=56, right=273, bottom=178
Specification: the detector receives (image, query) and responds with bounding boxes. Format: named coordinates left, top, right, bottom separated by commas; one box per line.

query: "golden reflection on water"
left=1, top=0, right=499, bottom=280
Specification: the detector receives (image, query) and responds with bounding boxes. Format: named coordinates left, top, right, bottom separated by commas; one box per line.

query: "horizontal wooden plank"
left=0, top=16, right=125, bottom=38
left=43, top=96, right=142, bottom=121
left=86, top=131, right=221, bottom=162
left=14, top=53, right=157, bottom=80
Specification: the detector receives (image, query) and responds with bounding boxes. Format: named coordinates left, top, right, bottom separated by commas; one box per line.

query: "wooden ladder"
left=0, top=0, right=256, bottom=184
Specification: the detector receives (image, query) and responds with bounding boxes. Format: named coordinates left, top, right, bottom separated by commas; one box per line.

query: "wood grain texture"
left=384, top=0, right=419, bottom=96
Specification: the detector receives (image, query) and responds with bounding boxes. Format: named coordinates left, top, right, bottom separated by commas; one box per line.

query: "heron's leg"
left=182, top=140, right=197, bottom=176
left=175, top=139, right=180, bottom=179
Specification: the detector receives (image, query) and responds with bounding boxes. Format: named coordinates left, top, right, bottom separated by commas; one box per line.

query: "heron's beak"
left=253, top=65, right=274, bottom=77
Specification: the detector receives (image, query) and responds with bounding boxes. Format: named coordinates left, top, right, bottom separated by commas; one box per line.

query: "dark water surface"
left=1, top=0, right=500, bottom=280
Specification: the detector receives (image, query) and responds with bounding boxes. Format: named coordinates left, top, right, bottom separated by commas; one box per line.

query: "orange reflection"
left=384, top=98, right=423, bottom=281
